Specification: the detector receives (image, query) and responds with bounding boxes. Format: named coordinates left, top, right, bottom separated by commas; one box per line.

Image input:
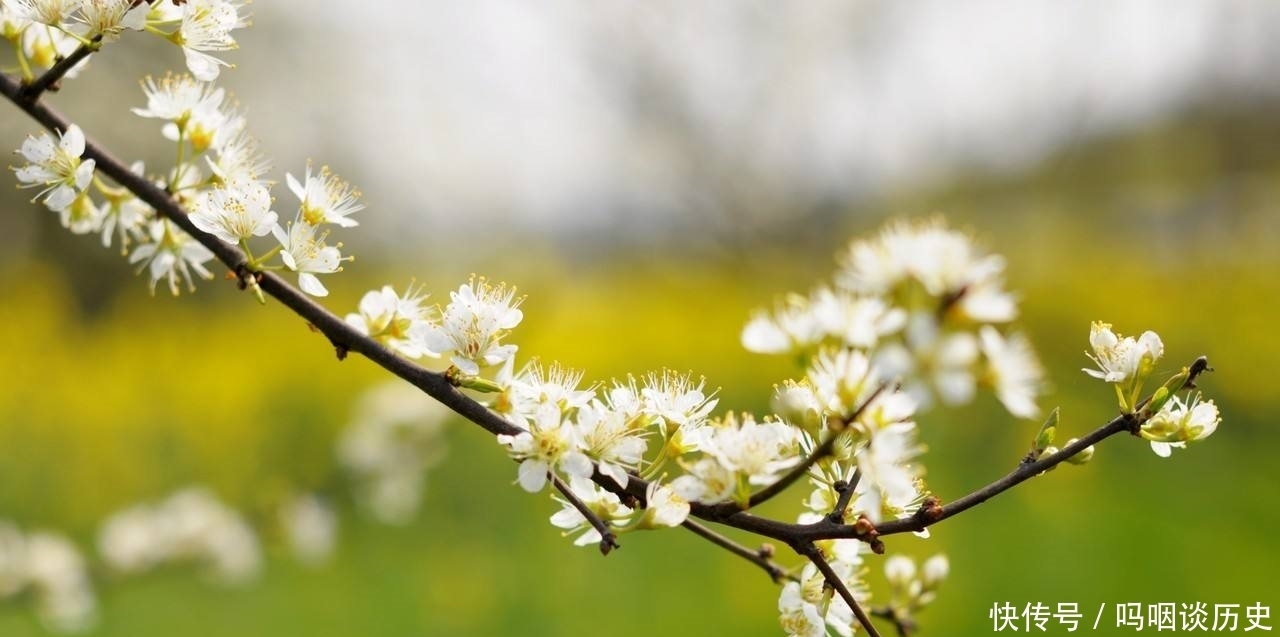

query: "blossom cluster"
left=1082, top=322, right=1220, bottom=457
left=97, top=487, right=262, bottom=584
left=744, top=218, right=1044, bottom=419
left=0, top=1, right=246, bottom=81
left=0, top=522, right=95, bottom=633
left=344, top=277, right=526, bottom=375
left=0, top=376, right=453, bottom=632
left=6, top=2, right=367, bottom=298
left=0, top=483, right=344, bottom=632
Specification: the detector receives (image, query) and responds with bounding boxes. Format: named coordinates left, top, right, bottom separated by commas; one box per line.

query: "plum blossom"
left=979, top=326, right=1044, bottom=419
left=419, top=277, right=524, bottom=375
left=1083, top=321, right=1163, bottom=384
left=1140, top=394, right=1220, bottom=458
left=548, top=477, right=633, bottom=547
left=345, top=285, right=436, bottom=359
left=188, top=181, right=276, bottom=244
left=287, top=163, right=363, bottom=227
left=12, top=124, right=95, bottom=212
left=497, top=403, right=592, bottom=493
left=273, top=220, right=344, bottom=297
left=128, top=219, right=215, bottom=295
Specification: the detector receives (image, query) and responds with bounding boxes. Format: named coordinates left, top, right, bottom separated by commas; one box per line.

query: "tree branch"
left=870, top=606, right=915, bottom=637
left=828, top=468, right=861, bottom=524
left=18, top=41, right=97, bottom=103
left=551, top=474, right=619, bottom=555
left=803, top=356, right=1212, bottom=542
left=796, top=542, right=882, bottom=637
left=680, top=519, right=793, bottom=583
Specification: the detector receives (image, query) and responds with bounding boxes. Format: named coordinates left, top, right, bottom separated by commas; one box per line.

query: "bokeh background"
left=2, top=1, right=1279, bottom=635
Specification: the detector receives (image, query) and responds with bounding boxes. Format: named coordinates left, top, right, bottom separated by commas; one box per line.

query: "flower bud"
left=884, top=555, right=916, bottom=587
left=1065, top=438, right=1094, bottom=465
left=1033, top=407, right=1059, bottom=451
left=922, top=554, right=949, bottom=588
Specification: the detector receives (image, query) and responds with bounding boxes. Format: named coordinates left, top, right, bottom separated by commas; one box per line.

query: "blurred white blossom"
left=279, top=494, right=338, bottom=566
left=97, top=488, right=261, bottom=585
left=338, top=382, right=449, bottom=524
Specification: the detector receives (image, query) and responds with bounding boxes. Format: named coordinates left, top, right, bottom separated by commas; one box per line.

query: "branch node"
left=444, top=366, right=463, bottom=386
left=1185, top=355, right=1211, bottom=389
left=853, top=514, right=877, bottom=537
left=757, top=542, right=775, bottom=559
left=917, top=495, right=943, bottom=523
left=869, top=537, right=886, bottom=555
left=598, top=534, right=620, bottom=556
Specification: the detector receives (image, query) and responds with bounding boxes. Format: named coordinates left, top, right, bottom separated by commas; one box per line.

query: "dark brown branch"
left=796, top=542, right=882, bottom=637
left=551, top=474, right=619, bottom=555
left=681, top=519, right=793, bottom=583
left=828, top=468, right=861, bottom=524
left=19, top=41, right=98, bottom=102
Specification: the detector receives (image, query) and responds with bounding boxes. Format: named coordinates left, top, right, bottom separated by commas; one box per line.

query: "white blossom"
left=419, top=277, right=524, bottom=375
left=496, top=403, right=592, bottom=493
left=273, top=220, right=344, bottom=297
left=345, top=285, right=437, bottom=359
left=338, top=382, right=449, bottom=524
left=279, top=494, right=337, bottom=566
left=77, top=0, right=147, bottom=38
left=188, top=181, right=276, bottom=244
left=778, top=581, right=825, bottom=637
left=12, top=124, right=95, bottom=212
left=1082, top=321, right=1164, bottom=384
left=1141, top=394, right=1220, bottom=458
left=548, top=476, right=633, bottom=546
left=807, top=347, right=879, bottom=419
left=979, top=326, right=1044, bottom=419
left=170, top=0, right=247, bottom=81
left=855, top=421, right=927, bottom=524
left=638, top=481, right=689, bottom=529
left=128, top=219, right=215, bottom=295
left=575, top=401, right=646, bottom=487
left=639, top=370, right=718, bottom=433
left=287, top=163, right=363, bottom=228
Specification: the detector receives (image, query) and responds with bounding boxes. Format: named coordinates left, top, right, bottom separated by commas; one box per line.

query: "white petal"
left=61, top=125, right=85, bottom=157
left=298, top=272, right=328, bottom=297
left=517, top=461, right=548, bottom=492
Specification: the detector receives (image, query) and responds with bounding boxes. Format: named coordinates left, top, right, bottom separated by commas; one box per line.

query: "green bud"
left=456, top=375, right=504, bottom=393
left=1033, top=407, right=1059, bottom=451
left=1064, top=438, right=1095, bottom=465
left=1143, top=366, right=1193, bottom=417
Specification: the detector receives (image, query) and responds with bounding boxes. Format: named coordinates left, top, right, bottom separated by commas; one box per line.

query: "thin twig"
left=870, top=606, right=915, bottom=637
left=797, top=542, right=882, bottom=637
left=681, top=519, right=794, bottom=583
left=551, top=474, right=619, bottom=555
left=808, top=358, right=1213, bottom=542
left=19, top=41, right=98, bottom=102
left=827, top=468, right=861, bottom=524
